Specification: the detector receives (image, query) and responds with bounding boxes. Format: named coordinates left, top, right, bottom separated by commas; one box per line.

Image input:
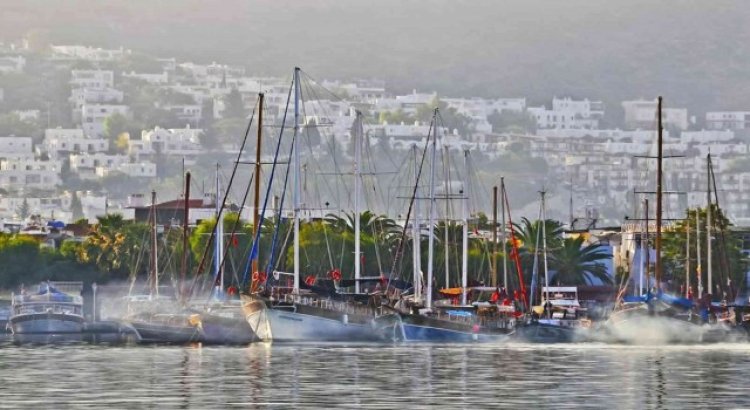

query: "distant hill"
left=2, top=0, right=749, bottom=122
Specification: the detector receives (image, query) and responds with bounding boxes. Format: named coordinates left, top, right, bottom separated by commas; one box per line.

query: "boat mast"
left=293, top=67, right=301, bottom=294
left=426, top=108, right=439, bottom=309
left=443, top=146, right=451, bottom=290
left=353, top=111, right=363, bottom=294
left=180, top=172, right=191, bottom=302
left=411, top=145, right=422, bottom=302
left=697, top=210, right=703, bottom=297
left=492, top=185, right=498, bottom=288
left=541, top=189, right=549, bottom=303
left=706, top=153, right=713, bottom=297
left=501, top=178, right=507, bottom=289
left=645, top=198, right=650, bottom=292
left=150, top=190, right=158, bottom=297
left=685, top=212, right=690, bottom=298
left=461, top=150, right=469, bottom=305
left=214, top=163, right=224, bottom=296
left=655, top=96, right=663, bottom=291
left=638, top=198, right=646, bottom=296
left=252, top=93, right=264, bottom=277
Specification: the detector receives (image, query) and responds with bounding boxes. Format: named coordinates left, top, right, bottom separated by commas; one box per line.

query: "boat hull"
left=129, top=320, right=203, bottom=344
left=199, top=313, right=257, bottom=345
left=9, top=313, right=85, bottom=334
left=241, top=295, right=379, bottom=342
left=513, top=322, right=585, bottom=343
left=376, top=313, right=509, bottom=343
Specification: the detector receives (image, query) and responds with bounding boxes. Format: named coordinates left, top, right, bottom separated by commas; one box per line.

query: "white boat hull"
left=10, top=313, right=85, bottom=334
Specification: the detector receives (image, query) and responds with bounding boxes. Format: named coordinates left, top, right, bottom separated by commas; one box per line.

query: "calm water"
left=1, top=342, right=749, bottom=409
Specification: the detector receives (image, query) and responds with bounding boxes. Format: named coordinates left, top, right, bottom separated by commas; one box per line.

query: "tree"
left=70, top=192, right=84, bottom=220
left=17, top=198, right=30, bottom=219
left=550, top=237, right=612, bottom=285
left=222, top=88, right=247, bottom=119
left=487, top=109, right=537, bottom=134
left=662, top=206, right=748, bottom=297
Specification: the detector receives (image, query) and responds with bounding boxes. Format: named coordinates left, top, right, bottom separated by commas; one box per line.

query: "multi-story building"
left=70, top=70, right=115, bottom=89
left=42, top=128, right=109, bottom=159
left=70, top=87, right=124, bottom=122
left=0, top=55, right=26, bottom=73
left=528, top=97, right=604, bottom=130
left=122, top=71, right=169, bottom=85
left=51, top=45, right=129, bottom=62
left=69, top=153, right=130, bottom=179
left=622, top=99, right=689, bottom=130
left=705, top=111, right=750, bottom=131
left=80, top=104, right=130, bottom=136
left=0, top=137, right=34, bottom=161
left=0, top=159, right=61, bottom=191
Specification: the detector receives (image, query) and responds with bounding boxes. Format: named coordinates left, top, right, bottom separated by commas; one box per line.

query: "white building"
left=705, top=111, right=750, bottom=131
left=10, top=110, right=40, bottom=122
left=69, top=153, right=130, bottom=179
left=97, top=161, right=156, bottom=178
left=42, top=128, right=109, bottom=159
left=162, top=104, right=203, bottom=124
left=0, top=159, right=61, bottom=190
left=51, top=45, right=129, bottom=62
left=70, top=87, right=124, bottom=121
left=122, top=71, right=169, bottom=85
left=0, top=55, right=26, bottom=73
left=0, top=137, right=34, bottom=160
left=80, top=104, right=130, bottom=136
left=139, top=126, right=203, bottom=157
left=622, top=99, right=689, bottom=130
left=528, top=97, right=604, bottom=130
left=70, top=70, right=115, bottom=89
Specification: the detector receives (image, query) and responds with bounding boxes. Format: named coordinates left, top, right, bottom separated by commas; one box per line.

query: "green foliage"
left=222, top=88, right=247, bottom=119
left=550, top=237, right=612, bottom=285
left=662, top=206, right=748, bottom=296
left=379, top=109, right=414, bottom=125
left=487, top=110, right=537, bottom=134
left=0, top=113, right=42, bottom=140
left=16, top=198, right=30, bottom=219
left=70, top=192, right=84, bottom=220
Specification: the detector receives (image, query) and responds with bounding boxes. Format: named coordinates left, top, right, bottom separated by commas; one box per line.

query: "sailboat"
left=240, top=68, right=382, bottom=342
left=374, top=112, right=518, bottom=342
left=122, top=190, right=204, bottom=344
left=603, top=97, right=740, bottom=344
left=183, top=165, right=258, bottom=345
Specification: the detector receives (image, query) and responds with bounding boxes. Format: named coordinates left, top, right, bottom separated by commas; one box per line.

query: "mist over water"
left=2, top=343, right=749, bottom=409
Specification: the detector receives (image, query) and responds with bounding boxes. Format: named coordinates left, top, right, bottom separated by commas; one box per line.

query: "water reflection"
left=1, top=343, right=749, bottom=408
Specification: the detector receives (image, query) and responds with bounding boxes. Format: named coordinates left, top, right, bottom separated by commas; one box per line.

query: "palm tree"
left=550, top=237, right=612, bottom=285
left=512, top=218, right=564, bottom=285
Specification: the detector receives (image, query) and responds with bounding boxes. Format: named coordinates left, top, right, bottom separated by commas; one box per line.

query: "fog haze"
left=4, top=0, right=749, bottom=117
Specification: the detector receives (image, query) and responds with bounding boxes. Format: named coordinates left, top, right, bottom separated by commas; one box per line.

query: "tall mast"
left=411, top=145, right=422, bottom=302
left=541, top=189, right=549, bottom=303
left=252, top=93, right=264, bottom=277
left=443, top=146, right=450, bottom=289
left=353, top=111, right=363, bottom=294
left=150, top=190, right=159, bottom=297
left=697, top=210, right=703, bottom=297
left=645, top=198, right=650, bottom=292
left=426, top=108, right=439, bottom=309
left=293, top=67, right=301, bottom=294
left=180, top=172, right=191, bottom=302
left=501, top=178, right=507, bottom=289
left=461, top=150, right=469, bottom=305
left=214, top=163, right=224, bottom=295
left=492, top=185, right=498, bottom=288
left=685, top=212, right=690, bottom=298
left=638, top=198, right=646, bottom=296
left=706, top=153, right=713, bottom=297
left=655, top=96, right=663, bottom=291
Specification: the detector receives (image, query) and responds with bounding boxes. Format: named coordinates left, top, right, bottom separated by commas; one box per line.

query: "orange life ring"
left=331, top=269, right=342, bottom=281
left=305, top=275, right=316, bottom=286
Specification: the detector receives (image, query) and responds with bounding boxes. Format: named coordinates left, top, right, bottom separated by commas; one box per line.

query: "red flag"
left=231, top=234, right=239, bottom=248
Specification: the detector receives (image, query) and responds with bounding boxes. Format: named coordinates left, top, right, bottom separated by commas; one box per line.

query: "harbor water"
left=1, top=342, right=749, bottom=409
